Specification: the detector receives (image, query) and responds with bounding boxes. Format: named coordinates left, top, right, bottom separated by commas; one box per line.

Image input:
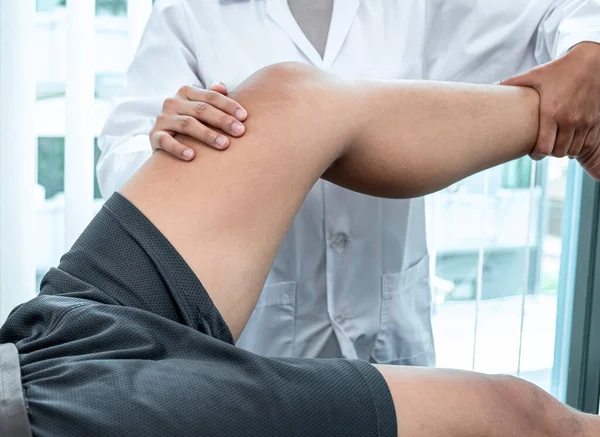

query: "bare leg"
left=377, top=365, right=595, bottom=437
left=121, top=63, right=539, bottom=338
left=119, top=63, right=596, bottom=437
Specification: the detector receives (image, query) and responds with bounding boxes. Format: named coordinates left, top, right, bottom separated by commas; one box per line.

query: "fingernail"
left=231, top=121, right=244, bottom=135
left=530, top=153, right=546, bottom=161
left=183, top=149, right=193, bottom=159
left=235, top=109, right=247, bottom=120
left=216, top=136, right=228, bottom=148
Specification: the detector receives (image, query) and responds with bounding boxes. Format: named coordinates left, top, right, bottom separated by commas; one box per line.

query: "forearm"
left=324, top=78, right=540, bottom=197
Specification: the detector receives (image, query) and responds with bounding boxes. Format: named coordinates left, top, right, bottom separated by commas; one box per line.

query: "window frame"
left=565, top=170, right=600, bottom=413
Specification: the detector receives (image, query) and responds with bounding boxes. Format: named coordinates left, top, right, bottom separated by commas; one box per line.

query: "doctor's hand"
left=150, top=82, right=247, bottom=160
left=500, top=41, right=600, bottom=161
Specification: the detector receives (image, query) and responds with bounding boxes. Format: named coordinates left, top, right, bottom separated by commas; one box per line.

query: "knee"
left=489, top=374, right=585, bottom=437
left=230, top=62, right=331, bottom=109
left=251, top=62, right=322, bottom=89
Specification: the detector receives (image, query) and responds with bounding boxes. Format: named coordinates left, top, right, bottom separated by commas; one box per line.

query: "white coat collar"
left=266, top=0, right=359, bottom=69
left=323, top=0, right=359, bottom=69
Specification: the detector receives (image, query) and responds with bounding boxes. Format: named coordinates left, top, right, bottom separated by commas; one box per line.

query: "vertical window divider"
left=64, top=0, right=96, bottom=250
left=516, top=160, right=538, bottom=375
left=127, top=0, right=153, bottom=64
left=472, top=171, right=490, bottom=370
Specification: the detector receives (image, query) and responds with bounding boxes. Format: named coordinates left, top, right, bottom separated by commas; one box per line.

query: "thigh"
left=23, top=313, right=395, bottom=437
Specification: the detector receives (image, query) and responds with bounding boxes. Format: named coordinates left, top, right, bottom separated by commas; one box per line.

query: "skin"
left=153, top=41, right=600, bottom=169
left=149, top=82, right=248, bottom=159
left=121, top=62, right=600, bottom=437
left=502, top=41, right=600, bottom=160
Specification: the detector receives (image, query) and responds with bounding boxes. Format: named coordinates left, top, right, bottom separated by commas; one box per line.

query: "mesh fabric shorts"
left=0, top=193, right=397, bottom=437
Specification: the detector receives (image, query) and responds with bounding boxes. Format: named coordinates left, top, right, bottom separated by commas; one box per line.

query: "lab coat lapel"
left=322, top=0, right=359, bottom=69
left=266, top=0, right=323, bottom=67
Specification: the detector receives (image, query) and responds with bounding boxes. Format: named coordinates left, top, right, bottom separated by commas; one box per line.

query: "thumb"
left=499, top=70, right=538, bottom=88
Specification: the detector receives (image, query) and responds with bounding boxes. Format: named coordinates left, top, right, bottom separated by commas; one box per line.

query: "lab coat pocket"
left=370, top=255, right=434, bottom=365
left=235, top=281, right=296, bottom=358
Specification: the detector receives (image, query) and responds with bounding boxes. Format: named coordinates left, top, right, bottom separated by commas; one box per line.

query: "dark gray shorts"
left=0, top=193, right=396, bottom=437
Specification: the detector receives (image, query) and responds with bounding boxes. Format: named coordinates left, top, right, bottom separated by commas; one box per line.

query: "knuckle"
left=560, top=112, right=581, bottom=128
left=179, top=116, right=192, bottom=131
left=158, top=133, right=169, bottom=150
left=220, top=114, right=233, bottom=127
left=155, top=114, right=169, bottom=126
left=195, top=102, right=209, bottom=114
left=149, top=131, right=157, bottom=147
left=204, top=90, right=219, bottom=102
left=584, top=116, right=597, bottom=129
left=585, top=135, right=598, bottom=148
left=541, top=104, right=559, bottom=119
left=153, top=132, right=165, bottom=150
left=178, top=85, right=192, bottom=98
left=565, top=117, right=580, bottom=128
left=537, top=144, right=553, bottom=156
left=203, top=128, right=216, bottom=144
left=162, top=97, right=178, bottom=112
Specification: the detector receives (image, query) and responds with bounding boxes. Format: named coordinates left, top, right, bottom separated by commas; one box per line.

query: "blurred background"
left=0, top=0, right=595, bottom=409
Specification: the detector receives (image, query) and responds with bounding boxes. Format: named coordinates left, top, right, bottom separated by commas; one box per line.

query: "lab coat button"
left=329, top=233, right=349, bottom=250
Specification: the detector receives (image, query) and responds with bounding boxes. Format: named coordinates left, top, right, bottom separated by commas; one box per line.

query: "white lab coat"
left=97, top=0, right=600, bottom=365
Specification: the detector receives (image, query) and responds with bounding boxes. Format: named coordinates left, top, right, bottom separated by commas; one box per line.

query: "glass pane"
left=36, top=0, right=111, bottom=289
left=96, top=0, right=127, bottom=16
left=37, top=0, right=127, bottom=16
left=430, top=157, right=575, bottom=396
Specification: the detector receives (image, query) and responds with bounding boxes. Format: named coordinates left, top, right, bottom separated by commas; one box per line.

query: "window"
left=503, top=156, right=534, bottom=189
left=37, top=138, right=103, bottom=200
left=430, top=158, right=574, bottom=396
left=39, top=0, right=128, bottom=16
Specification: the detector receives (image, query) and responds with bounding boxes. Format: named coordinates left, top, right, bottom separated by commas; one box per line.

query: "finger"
left=552, top=127, right=575, bottom=158
left=150, top=130, right=195, bottom=160
left=208, top=82, right=228, bottom=96
left=567, top=127, right=591, bottom=158
left=530, top=112, right=558, bottom=160
left=178, top=99, right=245, bottom=137
left=157, top=114, right=230, bottom=150
left=499, top=70, right=538, bottom=88
left=582, top=122, right=600, bottom=159
left=178, top=85, right=247, bottom=121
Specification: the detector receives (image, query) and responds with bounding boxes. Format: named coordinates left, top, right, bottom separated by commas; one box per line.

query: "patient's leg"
left=121, top=63, right=539, bottom=338
left=119, top=63, right=597, bottom=437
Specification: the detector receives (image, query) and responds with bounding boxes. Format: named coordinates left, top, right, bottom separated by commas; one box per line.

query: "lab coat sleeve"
left=536, top=0, right=600, bottom=63
left=97, top=0, right=203, bottom=197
